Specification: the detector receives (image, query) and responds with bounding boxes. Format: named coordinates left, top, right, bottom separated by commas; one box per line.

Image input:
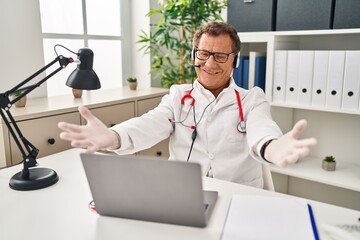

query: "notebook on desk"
left=221, top=195, right=319, bottom=240
left=80, top=153, right=218, bottom=228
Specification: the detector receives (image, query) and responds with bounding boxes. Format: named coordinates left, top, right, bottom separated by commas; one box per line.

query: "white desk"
left=0, top=149, right=359, bottom=240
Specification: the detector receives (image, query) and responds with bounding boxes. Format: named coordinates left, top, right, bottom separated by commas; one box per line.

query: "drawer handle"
left=48, top=138, right=56, bottom=145
left=156, top=151, right=162, bottom=156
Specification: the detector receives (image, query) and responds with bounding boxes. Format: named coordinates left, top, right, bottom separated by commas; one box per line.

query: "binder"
left=254, top=54, right=267, bottom=91
left=341, top=51, right=360, bottom=110
left=285, top=51, right=300, bottom=104
left=232, top=62, right=242, bottom=87
left=221, top=195, right=319, bottom=240
left=312, top=51, right=329, bottom=107
left=272, top=51, right=287, bottom=104
left=249, top=52, right=266, bottom=90
left=326, top=51, right=346, bottom=109
left=242, top=57, right=250, bottom=89
left=298, top=51, right=314, bottom=106
left=233, top=56, right=249, bottom=88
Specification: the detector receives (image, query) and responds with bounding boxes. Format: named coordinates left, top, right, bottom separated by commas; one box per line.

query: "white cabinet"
left=10, top=112, right=80, bottom=165
left=239, top=29, right=360, bottom=210
left=0, top=87, right=168, bottom=168
left=85, top=102, right=136, bottom=127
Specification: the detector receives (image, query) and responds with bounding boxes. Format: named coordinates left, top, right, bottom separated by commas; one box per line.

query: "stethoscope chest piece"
left=237, top=121, right=246, bottom=133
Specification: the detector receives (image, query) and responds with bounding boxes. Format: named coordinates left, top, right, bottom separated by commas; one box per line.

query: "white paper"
left=221, top=195, right=316, bottom=240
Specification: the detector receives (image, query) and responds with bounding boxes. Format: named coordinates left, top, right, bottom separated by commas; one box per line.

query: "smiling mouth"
left=203, top=69, right=220, bottom=75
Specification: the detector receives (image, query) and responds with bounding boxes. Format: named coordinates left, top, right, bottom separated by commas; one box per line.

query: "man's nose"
left=205, top=55, right=217, bottom=66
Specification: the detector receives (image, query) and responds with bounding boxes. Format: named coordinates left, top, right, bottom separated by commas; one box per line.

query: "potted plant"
left=322, top=155, right=336, bottom=171
left=13, top=91, right=27, bottom=108
left=127, top=77, right=137, bottom=90
left=137, top=0, right=227, bottom=88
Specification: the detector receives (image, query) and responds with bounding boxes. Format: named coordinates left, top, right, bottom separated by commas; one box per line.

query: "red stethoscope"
left=171, top=88, right=246, bottom=133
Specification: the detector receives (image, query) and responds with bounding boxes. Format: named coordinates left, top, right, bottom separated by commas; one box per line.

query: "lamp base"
left=9, top=168, right=59, bottom=191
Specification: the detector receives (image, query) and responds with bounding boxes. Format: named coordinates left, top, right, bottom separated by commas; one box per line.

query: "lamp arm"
left=0, top=109, right=38, bottom=178
left=0, top=55, right=73, bottom=178
left=6, top=55, right=73, bottom=103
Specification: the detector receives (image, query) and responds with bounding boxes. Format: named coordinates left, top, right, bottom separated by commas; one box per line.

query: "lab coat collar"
left=192, top=78, right=239, bottom=111
left=193, top=78, right=236, bottom=100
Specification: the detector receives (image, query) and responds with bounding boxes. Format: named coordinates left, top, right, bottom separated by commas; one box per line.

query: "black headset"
left=190, top=47, right=240, bottom=69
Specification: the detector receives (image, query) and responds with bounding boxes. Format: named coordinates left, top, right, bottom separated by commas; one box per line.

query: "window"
left=39, top=0, right=131, bottom=96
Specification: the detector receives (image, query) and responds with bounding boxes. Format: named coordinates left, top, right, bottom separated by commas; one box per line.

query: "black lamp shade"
left=66, top=48, right=101, bottom=90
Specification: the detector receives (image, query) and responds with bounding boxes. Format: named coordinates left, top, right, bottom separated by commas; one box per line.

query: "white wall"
left=0, top=0, right=46, bottom=98
left=0, top=0, right=152, bottom=98
left=131, top=0, right=151, bottom=88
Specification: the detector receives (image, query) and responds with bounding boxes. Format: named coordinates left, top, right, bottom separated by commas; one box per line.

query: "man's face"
left=195, top=33, right=235, bottom=95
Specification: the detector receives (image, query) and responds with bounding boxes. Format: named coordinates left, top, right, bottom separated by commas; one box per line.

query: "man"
left=58, top=21, right=317, bottom=188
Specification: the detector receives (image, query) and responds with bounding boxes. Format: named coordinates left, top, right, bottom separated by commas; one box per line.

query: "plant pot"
left=128, top=82, right=137, bottom=90
left=322, top=160, right=336, bottom=171
left=14, top=95, right=27, bottom=108
left=72, top=89, right=83, bottom=98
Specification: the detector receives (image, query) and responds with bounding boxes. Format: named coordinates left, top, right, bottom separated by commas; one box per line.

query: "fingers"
left=58, top=121, right=83, bottom=133
left=291, top=119, right=308, bottom=138
left=281, top=146, right=312, bottom=167
left=295, top=137, right=318, bottom=148
left=59, top=131, right=85, bottom=141
left=68, top=138, right=98, bottom=153
left=78, top=106, right=96, bottom=123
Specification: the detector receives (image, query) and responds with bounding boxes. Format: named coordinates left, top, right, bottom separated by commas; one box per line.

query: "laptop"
left=80, top=153, right=218, bottom=228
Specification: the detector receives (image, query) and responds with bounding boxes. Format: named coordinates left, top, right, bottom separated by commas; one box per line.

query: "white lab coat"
left=112, top=79, right=282, bottom=188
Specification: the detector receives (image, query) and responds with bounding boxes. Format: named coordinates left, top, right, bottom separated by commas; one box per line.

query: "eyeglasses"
left=195, top=48, right=236, bottom=63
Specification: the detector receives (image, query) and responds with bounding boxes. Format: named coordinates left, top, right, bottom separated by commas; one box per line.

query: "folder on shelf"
left=233, top=55, right=249, bottom=88
left=298, top=51, right=314, bottom=106
left=242, top=56, right=250, bottom=89
left=254, top=54, right=267, bottom=91
left=221, top=195, right=319, bottom=240
left=272, top=51, right=287, bottom=104
left=233, top=58, right=242, bottom=87
left=312, top=51, right=329, bottom=107
left=285, top=51, right=300, bottom=104
left=341, top=51, right=360, bottom=110
left=249, top=52, right=266, bottom=91
left=326, top=51, right=346, bottom=109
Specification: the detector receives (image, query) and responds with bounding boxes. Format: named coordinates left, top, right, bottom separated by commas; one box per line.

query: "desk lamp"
left=0, top=45, right=101, bottom=191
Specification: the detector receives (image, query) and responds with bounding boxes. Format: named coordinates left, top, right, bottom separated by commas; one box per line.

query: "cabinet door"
left=85, top=102, right=135, bottom=127
left=10, top=112, right=80, bottom=165
left=137, top=97, right=169, bottom=158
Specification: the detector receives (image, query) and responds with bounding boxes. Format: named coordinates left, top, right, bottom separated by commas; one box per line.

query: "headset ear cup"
left=190, top=48, right=196, bottom=61
left=233, top=55, right=240, bottom=68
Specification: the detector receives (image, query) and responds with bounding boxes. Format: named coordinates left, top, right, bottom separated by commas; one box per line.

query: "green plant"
left=127, top=77, right=137, bottom=82
left=137, top=0, right=227, bottom=88
left=324, top=156, right=336, bottom=162
left=14, top=91, right=23, bottom=97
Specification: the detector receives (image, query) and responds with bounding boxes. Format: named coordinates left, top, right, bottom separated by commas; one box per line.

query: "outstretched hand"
left=58, top=106, right=120, bottom=153
left=265, top=119, right=317, bottom=167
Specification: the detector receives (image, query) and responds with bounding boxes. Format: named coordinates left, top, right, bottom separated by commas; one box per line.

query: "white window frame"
left=40, top=0, right=132, bottom=92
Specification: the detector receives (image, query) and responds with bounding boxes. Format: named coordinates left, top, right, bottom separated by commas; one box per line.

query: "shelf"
left=270, top=157, right=360, bottom=192
left=238, top=28, right=360, bottom=39
left=271, top=103, right=360, bottom=116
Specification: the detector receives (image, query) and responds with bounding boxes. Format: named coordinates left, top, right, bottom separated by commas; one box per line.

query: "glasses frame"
left=195, top=48, right=236, bottom=63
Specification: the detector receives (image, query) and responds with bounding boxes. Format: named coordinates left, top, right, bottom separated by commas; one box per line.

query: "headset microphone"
left=192, top=64, right=200, bottom=68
